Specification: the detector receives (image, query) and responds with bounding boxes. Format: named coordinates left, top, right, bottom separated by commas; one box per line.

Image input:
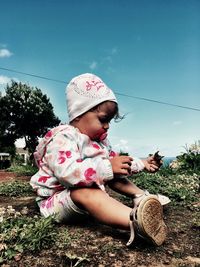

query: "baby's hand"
left=109, top=156, right=133, bottom=175
left=152, top=151, right=164, bottom=167
left=142, top=151, right=163, bottom=173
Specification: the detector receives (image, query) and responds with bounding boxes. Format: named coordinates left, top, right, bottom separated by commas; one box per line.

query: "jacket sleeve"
left=43, top=131, right=113, bottom=188
left=105, top=139, right=144, bottom=173
left=131, top=157, right=145, bottom=173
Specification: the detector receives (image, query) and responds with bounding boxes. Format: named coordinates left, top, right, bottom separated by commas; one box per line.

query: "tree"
left=0, top=94, right=16, bottom=156
left=0, top=81, right=60, bottom=155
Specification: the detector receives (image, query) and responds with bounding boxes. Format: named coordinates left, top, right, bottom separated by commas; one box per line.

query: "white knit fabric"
left=66, top=73, right=117, bottom=122
left=131, top=157, right=145, bottom=172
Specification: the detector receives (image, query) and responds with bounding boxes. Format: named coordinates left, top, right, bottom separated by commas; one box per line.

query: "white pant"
left=38, top=189, right=88, bottom=223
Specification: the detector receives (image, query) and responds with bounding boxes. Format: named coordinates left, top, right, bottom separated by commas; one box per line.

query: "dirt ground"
left=0, top=171, right=200, bottom=267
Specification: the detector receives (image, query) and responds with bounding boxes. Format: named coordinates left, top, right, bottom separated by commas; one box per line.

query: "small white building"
left=0, top=153, right=11, bottom=161
left=15, top=138, right=29, bottom=165
left=16, top=147, right=29, bottom=165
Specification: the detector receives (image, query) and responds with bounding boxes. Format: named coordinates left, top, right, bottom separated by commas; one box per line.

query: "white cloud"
left=104, top=56, right=112, bottom=63
left=173, top=120, right=182, bottom=126
left=111, top=47, right=118, bottom=55
left=86, top=47, right=118, bottom=72
left=0, top=48, right=13, bottom=58
left=0, top=75, right=11, bottom=85
left=113, top=139, right=129, bottom=152
left=89, top=61, right=97, bottom=70
left=103, top=47, right=118, bottom=63
left=119, top=139, right=128, bottom=145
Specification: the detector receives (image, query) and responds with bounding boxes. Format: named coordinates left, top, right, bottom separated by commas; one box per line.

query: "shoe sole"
left=136, top=196, right=167, bottom=246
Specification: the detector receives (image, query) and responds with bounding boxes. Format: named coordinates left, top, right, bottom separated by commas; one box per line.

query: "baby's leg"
left=70, top=187, right=131, bottom=230
left=107, top=177, right=144, bottom=198
left=71, top=187, right=167, bottom=246
left=108, top=177, right=171, bottom=206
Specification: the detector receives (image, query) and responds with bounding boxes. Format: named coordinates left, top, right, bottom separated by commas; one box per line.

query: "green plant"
left=131, top=169, right=199, bottom=205
left=64, top=253, right=90, bottom=267
left=176, top=141, right=200, bottom=174
left=7, top=164, right=37, bottom=176
left=55, top=228, right=71, bottom=248
left=11, top=154, right=25, bottom=166
left=0, top=181, right=33, bottom=197
left=131, top=171, right=169, bottom=195
left=166, top=173, right=199, bottom=204
left=0, top=206, right=57, bottom=263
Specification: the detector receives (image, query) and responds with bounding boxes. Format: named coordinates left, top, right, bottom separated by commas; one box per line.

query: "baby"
left=30, top=73, right=167, bottom=246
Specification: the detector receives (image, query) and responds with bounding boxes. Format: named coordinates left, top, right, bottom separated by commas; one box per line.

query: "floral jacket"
left=30, top=124, right=144, bottom=200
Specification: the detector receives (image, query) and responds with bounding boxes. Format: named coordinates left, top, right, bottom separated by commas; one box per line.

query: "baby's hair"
left=91, top=101, right=124, bottom=122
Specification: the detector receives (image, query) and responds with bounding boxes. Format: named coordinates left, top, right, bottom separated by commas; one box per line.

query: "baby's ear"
left=73, top=117, right=81, bottom=122
left=70, top=117, right=80, bottom=126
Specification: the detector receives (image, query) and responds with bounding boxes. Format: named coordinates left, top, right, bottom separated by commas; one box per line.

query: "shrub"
left=131, top=169, right=199, bottom=205
left=7, top=164, right=37, bottom=176
left=176, top=141, right=200, bottom=174
left=0, top=181, right=33, bottom=197
left=0, top=206, right=57, bottom=263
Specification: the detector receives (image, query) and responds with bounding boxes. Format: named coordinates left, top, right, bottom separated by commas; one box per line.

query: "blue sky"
left=0, top=0, right=199, bottom=157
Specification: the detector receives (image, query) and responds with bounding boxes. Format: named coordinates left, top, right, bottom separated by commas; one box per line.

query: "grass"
left=0, top=181, right=33, bottom=197
left=0, top=165, right=199, bottom=264
left=0, top=209, right=57, bottom=264
left=7, top=164, right=37, bottom=176
left=131, top=169, right=199, bottom=205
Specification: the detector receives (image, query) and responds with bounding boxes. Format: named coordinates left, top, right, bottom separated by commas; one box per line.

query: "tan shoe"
left=127, top=195, right=167, bottom=246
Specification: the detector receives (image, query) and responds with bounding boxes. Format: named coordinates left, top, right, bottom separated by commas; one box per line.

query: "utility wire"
left=1, top=66, right=200, bottom=112
left=0, top=67, right=67, bottom=84
left=115, top=92, right=200, bottom=112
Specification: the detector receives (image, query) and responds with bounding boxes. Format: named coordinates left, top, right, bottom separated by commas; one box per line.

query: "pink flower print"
left=66, top=151, right=72, bottom=158
left=85, top=80, right=104, bottom=91
left=84, top=168, right=96, bottom=181
left=109, top=151, right=117, bottom=157
left=58, top=200, right=64, bottom=207
left=40, top=200, right=46, bottom=208
left=38, top=176, right=51, bottom=183
left=58, top=150, right=72, bottom=164
left=58, top=156, right=65, bottom=164
left=92, top=143, right=100, bottom=150
left=76, top=158, right=83, bottom=163
left=45, top=130, right=53, bottom=138
left=46, top=196, right=54, bottom=209
left=37, top=159, right=43, bottom=167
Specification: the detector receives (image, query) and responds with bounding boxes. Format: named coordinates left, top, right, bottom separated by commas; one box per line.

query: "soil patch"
left=0, top=170, right=30, bottom=183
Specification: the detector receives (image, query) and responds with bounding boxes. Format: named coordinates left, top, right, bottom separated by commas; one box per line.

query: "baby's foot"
left=127, top=195, right=167, bottom=246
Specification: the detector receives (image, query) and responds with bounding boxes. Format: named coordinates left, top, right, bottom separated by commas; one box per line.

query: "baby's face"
left=75, top=101, right=117, bottom=141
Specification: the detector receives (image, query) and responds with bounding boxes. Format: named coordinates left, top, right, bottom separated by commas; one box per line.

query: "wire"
left=115, top=92, right=200, bottom=112
left=1, top=66, right=200, bottom=112
left=0, top=67, right=67, bottom=84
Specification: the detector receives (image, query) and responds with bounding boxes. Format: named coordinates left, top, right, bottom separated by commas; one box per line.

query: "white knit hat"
left=66, top=73, right=118, bottom=122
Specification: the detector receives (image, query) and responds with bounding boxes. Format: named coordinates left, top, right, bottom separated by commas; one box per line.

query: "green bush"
left=0, top=181, right=33, bottom=197
left=131, top=169, right=199, bottom=205
left=176, top=141, right=200, bottom=174
left=0, top=206, right=57, bottom=263
left=7, top=164, right=37, bottom=176
left=11, top=154, right=25, bottom=166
